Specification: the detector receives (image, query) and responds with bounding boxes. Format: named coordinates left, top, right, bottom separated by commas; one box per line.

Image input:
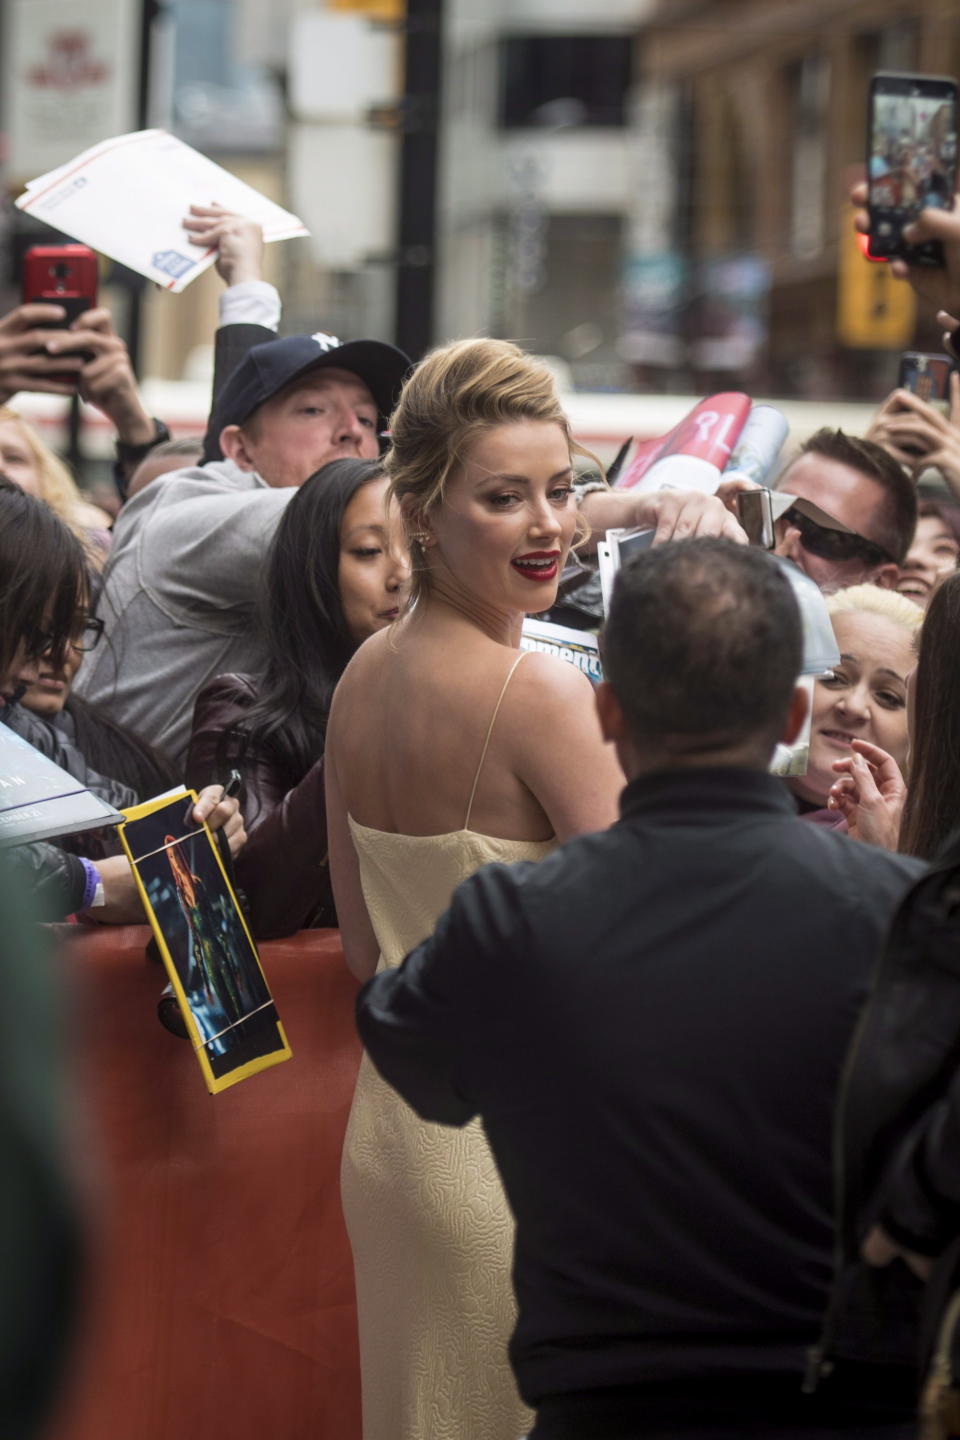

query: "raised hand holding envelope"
left=16, top=130, right=308, bottom=294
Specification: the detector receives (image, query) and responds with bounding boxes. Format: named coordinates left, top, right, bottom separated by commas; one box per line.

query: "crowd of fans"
left=10, top=190, right=960, bottom=1440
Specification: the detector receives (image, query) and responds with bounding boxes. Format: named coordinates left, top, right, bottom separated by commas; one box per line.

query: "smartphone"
left=735, top=488, right=775, bottom=550
left=898, top=351, right=955, bottom=406
left=866, top=71, right=958, bottom=266
left=21, top=244, right=98, bottom=387
left=21, top=243, right=98, bottom=321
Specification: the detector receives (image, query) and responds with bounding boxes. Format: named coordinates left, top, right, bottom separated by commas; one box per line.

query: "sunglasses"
left=30, top=615, right=105, bottom=659
left=781, top=506, right=895, bottom=570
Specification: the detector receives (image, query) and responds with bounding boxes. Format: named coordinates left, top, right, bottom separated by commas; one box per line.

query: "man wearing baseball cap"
left=76, top=328, right=411, bottom=765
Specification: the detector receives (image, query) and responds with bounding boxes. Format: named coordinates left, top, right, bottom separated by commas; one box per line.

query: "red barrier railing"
left=48, top=926, right=362, bottom=1440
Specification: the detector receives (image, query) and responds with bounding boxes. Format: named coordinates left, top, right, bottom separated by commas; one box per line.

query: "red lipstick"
left=511, top=550, right=560, bottom=583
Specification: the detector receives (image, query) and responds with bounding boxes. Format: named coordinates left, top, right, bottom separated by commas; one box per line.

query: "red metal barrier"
left=48, top=926, right=362, bottom=1440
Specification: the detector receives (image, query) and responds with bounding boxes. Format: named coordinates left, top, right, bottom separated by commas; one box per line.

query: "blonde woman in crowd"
left=326, top=338, right=624, bottom=1440
left=0, top=406, right=112, bottom=569
left=789, top=584, right=922, bottom=842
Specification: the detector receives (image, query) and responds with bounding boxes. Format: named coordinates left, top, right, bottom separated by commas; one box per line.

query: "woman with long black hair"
left=186, top=457, right=410, bottom=938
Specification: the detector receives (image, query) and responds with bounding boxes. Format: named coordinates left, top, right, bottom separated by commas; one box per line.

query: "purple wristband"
left=78, top=858, right=100, bottom=912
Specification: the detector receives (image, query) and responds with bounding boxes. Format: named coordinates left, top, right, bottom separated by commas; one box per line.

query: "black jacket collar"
left=619, top=766, right=796, bottom=824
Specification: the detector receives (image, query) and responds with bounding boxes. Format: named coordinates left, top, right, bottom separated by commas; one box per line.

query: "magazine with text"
left=0, top=720, right=123, bottom=849
left=520, top=618, right=602, bottom=686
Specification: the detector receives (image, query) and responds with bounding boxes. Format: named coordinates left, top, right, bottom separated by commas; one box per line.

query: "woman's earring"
left=413, top=532, right=431, bottom=548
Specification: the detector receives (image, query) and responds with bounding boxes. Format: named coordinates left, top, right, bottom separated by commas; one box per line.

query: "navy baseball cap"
left=214, top=331, right=412, bottom=433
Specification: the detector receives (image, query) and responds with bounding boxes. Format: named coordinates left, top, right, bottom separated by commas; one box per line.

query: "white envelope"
left=16, top=129, right=309, bottom=293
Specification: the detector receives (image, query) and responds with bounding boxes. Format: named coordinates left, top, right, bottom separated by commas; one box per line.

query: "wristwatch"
left=114, top=418, right=171, bottom=501
left=115, top=417, right=171, bottom=469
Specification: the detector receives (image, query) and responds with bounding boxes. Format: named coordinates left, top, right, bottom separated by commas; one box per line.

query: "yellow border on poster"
left=116, top=788, right=292, bottom=1096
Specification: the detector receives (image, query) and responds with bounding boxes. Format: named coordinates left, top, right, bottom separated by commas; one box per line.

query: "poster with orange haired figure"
left=117, top=789, right=291, bottom=1094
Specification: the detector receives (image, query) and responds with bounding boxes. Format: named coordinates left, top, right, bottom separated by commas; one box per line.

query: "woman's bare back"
left=331, top=616, right=556, bottom=842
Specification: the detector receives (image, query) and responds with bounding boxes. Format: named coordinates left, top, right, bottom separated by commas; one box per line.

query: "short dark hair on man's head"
left=602, top=539, right=802, bottom=754
left=797, top=428, right=917, bottom=564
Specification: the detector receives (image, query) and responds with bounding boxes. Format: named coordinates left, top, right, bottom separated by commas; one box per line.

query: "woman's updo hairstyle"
left=384, top=338, right=600, bottom=595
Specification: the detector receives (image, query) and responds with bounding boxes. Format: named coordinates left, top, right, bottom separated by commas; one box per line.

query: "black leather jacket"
left=186, top=673, right=334, bottom=938
left=811, top=847, right=960, bottom=1384
left=0, top=702, right=136, bottom=920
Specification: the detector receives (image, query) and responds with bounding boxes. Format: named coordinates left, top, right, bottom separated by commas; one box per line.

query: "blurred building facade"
left=438, top=0, right=653, bottom=389
left=7, top=0, right=960, bottom=406
left=627, top=0, right=960, bottom=402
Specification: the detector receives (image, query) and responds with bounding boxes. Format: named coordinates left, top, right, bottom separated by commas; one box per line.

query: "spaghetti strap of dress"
left=463, top=651, right=529, bottom=832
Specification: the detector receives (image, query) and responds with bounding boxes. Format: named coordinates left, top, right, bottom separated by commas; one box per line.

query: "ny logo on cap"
left=311, top=332, right=343, bottom=352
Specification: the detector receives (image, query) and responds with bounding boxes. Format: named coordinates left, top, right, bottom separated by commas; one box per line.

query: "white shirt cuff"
left=218, top=281, right=281, bottom=331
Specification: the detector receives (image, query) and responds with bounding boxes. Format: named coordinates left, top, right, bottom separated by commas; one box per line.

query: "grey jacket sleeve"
left=145, top=486, right=294, bottom=615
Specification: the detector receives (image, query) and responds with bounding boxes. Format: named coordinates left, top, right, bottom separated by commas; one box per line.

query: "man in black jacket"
left=357, top=539, right=926, bottom=1439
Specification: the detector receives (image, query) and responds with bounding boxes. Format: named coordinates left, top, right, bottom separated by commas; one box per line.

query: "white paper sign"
left=16, top=130, right=309, bottom=293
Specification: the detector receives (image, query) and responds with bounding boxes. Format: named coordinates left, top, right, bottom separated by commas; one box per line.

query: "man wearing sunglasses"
left=774, top=429, right=916, bottom=592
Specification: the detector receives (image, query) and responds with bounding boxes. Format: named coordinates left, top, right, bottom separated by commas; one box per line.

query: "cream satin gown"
left=342, top=654, right=552, bottom=1440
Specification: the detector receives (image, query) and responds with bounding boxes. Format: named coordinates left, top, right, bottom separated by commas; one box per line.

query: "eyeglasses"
left=781, top=506, right=896, bottom=570
left=30, top=615, right=105, bottom=658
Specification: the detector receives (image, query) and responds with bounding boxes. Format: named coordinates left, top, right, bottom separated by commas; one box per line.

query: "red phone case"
left=21, top=244, right=98, bottom=316
left=20, top=244, right=99, bottom=385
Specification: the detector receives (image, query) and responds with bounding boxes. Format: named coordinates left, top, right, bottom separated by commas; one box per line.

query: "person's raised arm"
left=577, top=485, right=747, bottom=555
left=67, top=307, right=157, bottom=448
left=180, top=205, right=281, bottom=463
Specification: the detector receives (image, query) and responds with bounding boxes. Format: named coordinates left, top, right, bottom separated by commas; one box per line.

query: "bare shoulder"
left=327, top=629, right=393, bottom=731
left=502, top=648, right=620, bottom=837
left=511, top=647, right=597, bottom=708
left=337, top=628, right=394, bottom=691
left=501, top=648, right=602, bottom=754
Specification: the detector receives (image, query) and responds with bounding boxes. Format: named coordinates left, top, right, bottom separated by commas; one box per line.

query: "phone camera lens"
left=50, top=262, right=69, bottom=279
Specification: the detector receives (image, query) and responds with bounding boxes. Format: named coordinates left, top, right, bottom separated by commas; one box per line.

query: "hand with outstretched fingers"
left=828, top=738, right=906, bottom=850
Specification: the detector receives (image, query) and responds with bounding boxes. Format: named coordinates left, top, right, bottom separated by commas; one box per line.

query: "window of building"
left=856, top=20, right=920, bottom=76
left=499, top=35, right=632, bottom=129
left=786, top=52, right=831, bottom=259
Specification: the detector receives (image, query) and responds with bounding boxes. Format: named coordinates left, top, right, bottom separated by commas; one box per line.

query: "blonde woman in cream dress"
left=325, top=339, right=624, bottom=1440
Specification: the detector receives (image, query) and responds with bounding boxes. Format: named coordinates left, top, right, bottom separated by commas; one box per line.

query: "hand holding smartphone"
left=866, top=72, right=959, bottom=267
left=19, top=244, right=99, bottom=389
left=897, top=351, right=955, bottom=408
left=21, top=243, right=98, bottom=322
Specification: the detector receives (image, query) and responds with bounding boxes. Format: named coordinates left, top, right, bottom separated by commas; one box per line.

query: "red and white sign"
left=616, top=393, right=752, bottom=495
left=3, top=0, right=140, bottom=183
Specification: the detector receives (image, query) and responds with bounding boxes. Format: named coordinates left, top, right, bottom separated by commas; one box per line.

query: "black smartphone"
left=866, top=71, right=958, bottom=266
left=897, top=351, right=955, bottom=407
